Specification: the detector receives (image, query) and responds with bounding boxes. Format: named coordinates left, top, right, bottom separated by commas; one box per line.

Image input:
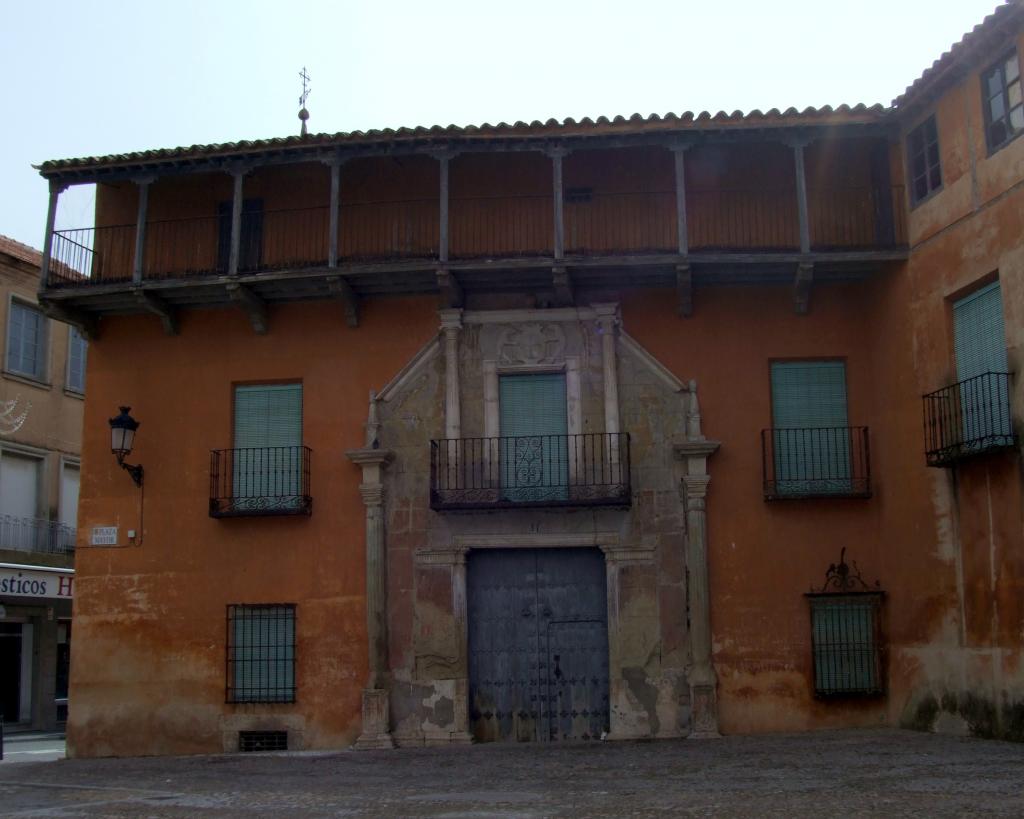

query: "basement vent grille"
left=239, top=730, right=288, bottom=753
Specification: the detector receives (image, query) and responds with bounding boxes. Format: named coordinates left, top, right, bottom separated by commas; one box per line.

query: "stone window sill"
left=2, top=369, right=52, bottom=391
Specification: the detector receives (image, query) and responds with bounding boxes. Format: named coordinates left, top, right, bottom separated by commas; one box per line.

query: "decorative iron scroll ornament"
left=812, top=547, right=881, bottom=593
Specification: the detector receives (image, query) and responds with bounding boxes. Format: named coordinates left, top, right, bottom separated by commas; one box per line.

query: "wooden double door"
left=467, top=548, right=609, bottom=742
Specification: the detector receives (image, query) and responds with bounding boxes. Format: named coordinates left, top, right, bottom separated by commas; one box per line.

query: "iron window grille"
left=226, top=604, right=296, bottom=704
left=982, top=50, right=1024, bottom=153
left=922, top=372, right=1016, bottom=467
left=761, top=427, right=871, bottom=500
left=805, top=549, right=885, bottom=698
left=238, top=731, right=288, bottom=752
left=209, top=446, right=312, bottom=517
left=430, top=432, right=631, bottom=510
left=907, top=116, right=942, bottom=206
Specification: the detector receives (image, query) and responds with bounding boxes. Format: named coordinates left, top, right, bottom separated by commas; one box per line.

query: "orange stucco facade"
left=42, top=7, right=1024, bottom=756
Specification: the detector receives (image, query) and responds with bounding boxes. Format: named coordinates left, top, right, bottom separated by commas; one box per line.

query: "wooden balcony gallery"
left=36, top=107, right=908, bottom=334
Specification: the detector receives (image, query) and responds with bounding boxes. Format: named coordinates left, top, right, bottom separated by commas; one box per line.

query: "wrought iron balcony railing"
left=430, top=433, right=631, bottom=510
left=762, top=426, right=871, bottom=500
left=923, top=372, right=1016, bottom=467
left=0, top=514, right=76, bottom=555
left=209, top=446, right=312, bottom=517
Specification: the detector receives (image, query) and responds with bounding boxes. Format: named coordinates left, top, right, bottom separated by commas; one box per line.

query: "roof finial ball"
left=298, top=66, right=312, bottom=137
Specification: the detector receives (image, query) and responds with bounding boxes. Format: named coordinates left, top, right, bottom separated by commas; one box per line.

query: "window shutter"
left=770, top=362, right=850, bottom=495
left=770, top=361, right=849, bottom=428
left=499, top=374, right=569, bottom=500
left=234, top=384, right=303, bottom=448
left=499, top=373, right=568, bottom=437
left=68, top=328, right=87, bottom=392
left=811, top=597, right=880, bottom=695
left=953, top=281, right=1008, bottom=380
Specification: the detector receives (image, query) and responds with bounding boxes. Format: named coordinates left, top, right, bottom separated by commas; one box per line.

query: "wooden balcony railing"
left=47, top=185, right=908, bottom=288
left=430, top=433, right=631, bottom=510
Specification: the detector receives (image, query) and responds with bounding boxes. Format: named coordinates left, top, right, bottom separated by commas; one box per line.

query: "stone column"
left=673, top=382, right=722, bottom=739
left=346, top=442, right=396, bottom=750
left=439, top=309, right=463, bottom=440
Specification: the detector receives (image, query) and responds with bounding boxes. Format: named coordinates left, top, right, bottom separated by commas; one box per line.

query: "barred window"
left=807, top=593, right=884, bottom=697
left=907, top=116, right=942, bottom=205
left=227, top=604, right=296, bottom=703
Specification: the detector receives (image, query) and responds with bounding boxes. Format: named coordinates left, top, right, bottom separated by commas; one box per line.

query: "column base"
left=688, top=682, right=721, bottom=739
left=354, top=688, right=395, bottom=751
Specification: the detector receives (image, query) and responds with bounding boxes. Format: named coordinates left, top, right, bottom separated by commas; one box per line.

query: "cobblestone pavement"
left=0, top=729, right=1022, bottom=817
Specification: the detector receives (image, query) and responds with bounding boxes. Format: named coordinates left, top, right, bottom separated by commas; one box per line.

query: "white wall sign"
left=91, top=526, right=118, bottom=546
left=0, top=565, right=73, bottom=600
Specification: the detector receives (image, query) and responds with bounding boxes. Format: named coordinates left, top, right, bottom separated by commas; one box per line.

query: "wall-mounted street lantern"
left=109, top=406, right=144, bottom=487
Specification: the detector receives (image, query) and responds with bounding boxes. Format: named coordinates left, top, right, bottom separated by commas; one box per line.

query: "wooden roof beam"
left=132, top=288, right=178, bottom=335
left=226, top=282, right=268, bottom=334
left=326, top=275, right=360, bottom=327
left=794, top=262, right=814, bottom=314
left=437, top=268, right=463, bottom=309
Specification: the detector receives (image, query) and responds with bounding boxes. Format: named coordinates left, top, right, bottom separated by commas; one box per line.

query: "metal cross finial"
left=298, top=67, right=311, bottom=108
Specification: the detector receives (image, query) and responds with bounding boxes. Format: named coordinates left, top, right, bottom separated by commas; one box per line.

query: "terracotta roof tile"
left=37, top=104, right=889, bottom=177
left=893, top=1, right=1024, bottom=108
left=0, top=234, right=42, bottom=267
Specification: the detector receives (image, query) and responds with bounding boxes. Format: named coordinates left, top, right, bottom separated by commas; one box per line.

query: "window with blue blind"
left=770, top=361, right=851, bottom=496
left=227, top=604, right=296, bottom=703
left=499, top=373, right=568, bottom=502
left=233, top=383, right=303, bottom=508
left=6, top=300, right=48, bottom=381
left=953, top=281, right=1011, bottom=448
left=67, top=327, right=87, bottom=393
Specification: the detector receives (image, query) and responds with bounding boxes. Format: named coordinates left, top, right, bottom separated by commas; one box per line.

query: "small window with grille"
left=226, top=604, right=296, bottom=703
left=806, top=592, right=884, bottom=697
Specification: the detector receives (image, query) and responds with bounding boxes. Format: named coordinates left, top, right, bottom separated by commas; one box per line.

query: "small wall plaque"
left=90, top=526, right=118, bottom=546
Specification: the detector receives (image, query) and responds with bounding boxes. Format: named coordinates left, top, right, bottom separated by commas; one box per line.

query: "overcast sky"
left=0, top=0, right=1005, bottom=249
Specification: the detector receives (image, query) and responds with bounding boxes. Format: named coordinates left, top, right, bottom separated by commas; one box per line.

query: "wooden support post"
left=670, top=143, right=690, bottom=256
left=437, top=268, right=463, bottom=309
left=791, top=139, right=811, bottom=254
left=676, top=263, right=693, bottom=317
left=228, top=167, right=247, bottom=276
left=548, top=147, right=569, bottom=260
left=793, top=262, right=814, bottom=315
left=226, top=282, right=268, bottom=334
left=327, top=157, right=342, bottom=268
left=39, top=181, right=65, bottom=289
left=552, top=266, right=573, bottom=307
left=435, top=152, right=453, bottom=263
left=326, top=275, right=359, bottom=327
left=132, top=177, right=154, bottom=284
left=132, top=288, right=178, bottom=336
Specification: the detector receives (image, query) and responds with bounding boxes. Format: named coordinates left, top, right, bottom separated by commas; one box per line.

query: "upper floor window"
left=907, top=116, right=942, bottom=205
left=67, top=327, right=87, bottom=393
left=6, top=300, right=48, bottom=381
left=982, top=50, right=1023, bottom=153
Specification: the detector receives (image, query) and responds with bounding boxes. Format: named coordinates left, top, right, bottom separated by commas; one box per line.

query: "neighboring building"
left=34, top=3, right=1022, bottom=756
left=0, top=235, right=82, bottom=732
